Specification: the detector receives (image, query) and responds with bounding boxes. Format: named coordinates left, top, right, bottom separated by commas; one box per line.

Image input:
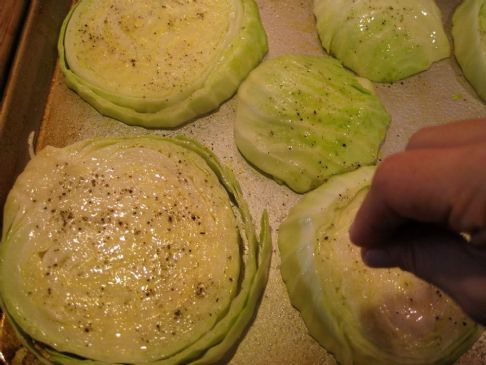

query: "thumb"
left=361, top=224, right=486, bottom=326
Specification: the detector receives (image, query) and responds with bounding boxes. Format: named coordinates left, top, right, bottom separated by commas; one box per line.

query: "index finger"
left=406, top=118, right=486, bottom=150
left=349, top=147, right=466, bottom=247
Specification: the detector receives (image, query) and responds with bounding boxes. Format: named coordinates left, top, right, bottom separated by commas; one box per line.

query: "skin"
left=349, top=118, right=486, bottom=326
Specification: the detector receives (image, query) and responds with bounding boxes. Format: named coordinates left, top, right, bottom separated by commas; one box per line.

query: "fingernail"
left=362, top=248, right=395, bottom=268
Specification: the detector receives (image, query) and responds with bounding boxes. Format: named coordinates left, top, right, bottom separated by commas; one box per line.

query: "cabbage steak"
left=313, top=0, right=450, bottom=82
left=59, top=0, right=268, bottom=128
left=278, top=166, right=482, bottom=365
left=235, top=55, right=390, bottom=193
left=0, top=136, right=271, bottom=365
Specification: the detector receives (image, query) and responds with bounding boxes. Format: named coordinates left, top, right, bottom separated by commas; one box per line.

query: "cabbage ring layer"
left=59, top=0, right=268, bottom=128
left=0, top=136, right=271, bottom=365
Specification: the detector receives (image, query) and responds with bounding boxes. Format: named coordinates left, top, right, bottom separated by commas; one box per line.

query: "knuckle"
left=448, top=181, right=486, bottom=233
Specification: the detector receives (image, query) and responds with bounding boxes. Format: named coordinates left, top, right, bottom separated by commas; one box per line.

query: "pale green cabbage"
left=235, top=55, right=390, bottom=193
left=0, top=136, right=271, bottom=365
left=314, top=0, right=450, bottom=82
left=278, top=167, right=482, bottom=365
left=452, top=0, right=486, bottom=102
left=58, top=0, right=268, bottom=128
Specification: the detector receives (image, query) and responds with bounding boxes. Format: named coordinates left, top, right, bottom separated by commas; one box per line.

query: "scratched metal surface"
left=1, top=0, right=486, bottom=364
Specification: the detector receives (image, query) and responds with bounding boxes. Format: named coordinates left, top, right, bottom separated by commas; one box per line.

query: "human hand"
left=349, top=118, right=486, bottom=325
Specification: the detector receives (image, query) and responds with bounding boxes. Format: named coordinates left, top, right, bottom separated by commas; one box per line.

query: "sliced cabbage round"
left=278, top=167, right=482, bottom=365
left=235, top=55, right=390, bottom=194
left=58, top=0, right=268, bottom=128
left=452, top=0, right=486, bottom=102
left=313, top=0, right=450, bottom=82
left=0, top=136, right=271, bottom=364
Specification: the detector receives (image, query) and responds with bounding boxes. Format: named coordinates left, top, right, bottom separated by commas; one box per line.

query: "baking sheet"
left=2, top=0, right=486, bottom=364
left=0, top=0, right=29, bottom=95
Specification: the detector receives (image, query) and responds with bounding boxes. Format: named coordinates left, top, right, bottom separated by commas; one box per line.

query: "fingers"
left=349, top=181, right=404, bottom=247
left=350, top=148, right=458, bottom=247
left=361, top=224, right=486, bottom=325
left=351, top=120, right=486, bottom=325
left=407, top=118, right=486, bottom=150
left=351, top=142, right=486, bottom=248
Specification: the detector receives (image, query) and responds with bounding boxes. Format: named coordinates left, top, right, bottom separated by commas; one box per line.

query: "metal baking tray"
left=0, top=0, right=485, bottom=364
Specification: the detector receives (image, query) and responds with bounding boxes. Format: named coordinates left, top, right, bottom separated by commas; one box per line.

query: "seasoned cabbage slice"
left=0, top=136, right=271, bottom=364
left=235, top=55, right=390, bottom=193
left=58, top=0, right=268, bottom=128
left=278, top=167, right=482, bottom=365
left=452, top=0, right=486, bottom=102
left=313, top=0, right=450, bottom=82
